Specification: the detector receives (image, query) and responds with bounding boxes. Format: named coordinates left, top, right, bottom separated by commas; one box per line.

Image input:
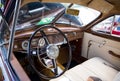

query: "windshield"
left=16, top=2, right=101, bottom=30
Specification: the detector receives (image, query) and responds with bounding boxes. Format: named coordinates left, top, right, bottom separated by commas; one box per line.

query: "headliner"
left=21, top=0, right=120, bottom=5
left=21, top=0, right=120, bottom=10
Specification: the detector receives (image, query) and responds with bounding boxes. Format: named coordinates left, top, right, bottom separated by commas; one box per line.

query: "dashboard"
left=13, top=24, right=83, bottom=52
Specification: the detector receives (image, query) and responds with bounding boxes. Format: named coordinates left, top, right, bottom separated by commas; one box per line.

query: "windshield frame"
left=7, top=0, right=22, bottom=60
left=0, top=0, right=21, bottom=80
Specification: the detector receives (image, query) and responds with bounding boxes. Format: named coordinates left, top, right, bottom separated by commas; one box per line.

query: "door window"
left=92, top=15, right=120, bottom=38
left=111, top=15, right=120, bottom=37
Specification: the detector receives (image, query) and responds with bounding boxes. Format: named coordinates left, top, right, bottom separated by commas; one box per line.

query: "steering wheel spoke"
left=38, top=47, right=46, bottom=55
left=51, top=59, right=58, bottom=75
left=39, top=30, right=50, bottom=45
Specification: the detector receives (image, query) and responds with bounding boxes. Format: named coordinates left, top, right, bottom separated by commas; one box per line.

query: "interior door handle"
left=98, top=40, right=106, bottom=47
left=108, top=50, right=120, bottom=58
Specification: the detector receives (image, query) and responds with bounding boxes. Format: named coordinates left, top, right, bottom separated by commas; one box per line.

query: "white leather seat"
left=50, top=57, right=119, bottom=81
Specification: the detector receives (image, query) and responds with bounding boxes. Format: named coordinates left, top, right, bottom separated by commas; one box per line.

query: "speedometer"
left=38, top=38, right=45, bottom=47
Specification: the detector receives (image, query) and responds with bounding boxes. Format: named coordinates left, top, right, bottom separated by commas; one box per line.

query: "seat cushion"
left=81, top=57, right=118, bottom=81
left=50, top=57, right=118, bottom=81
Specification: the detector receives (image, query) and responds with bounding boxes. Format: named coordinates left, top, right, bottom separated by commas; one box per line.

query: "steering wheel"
left=28, top=24, right=72, bottom=80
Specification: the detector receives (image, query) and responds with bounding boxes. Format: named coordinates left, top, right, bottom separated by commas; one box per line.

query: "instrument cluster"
left=13, top=31, right=82, bottom=52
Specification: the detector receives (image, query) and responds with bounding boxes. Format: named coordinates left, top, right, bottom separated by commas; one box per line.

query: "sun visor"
left=88, top=0, right=114, bottom=13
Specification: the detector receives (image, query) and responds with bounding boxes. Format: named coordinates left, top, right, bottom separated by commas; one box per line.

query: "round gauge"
left=22, top=40, right=29, bottom=50
left=38, top=38, right=45, bottom=47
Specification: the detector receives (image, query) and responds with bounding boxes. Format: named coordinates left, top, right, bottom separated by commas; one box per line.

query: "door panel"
left=81, top=32, right=120, bottom=70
